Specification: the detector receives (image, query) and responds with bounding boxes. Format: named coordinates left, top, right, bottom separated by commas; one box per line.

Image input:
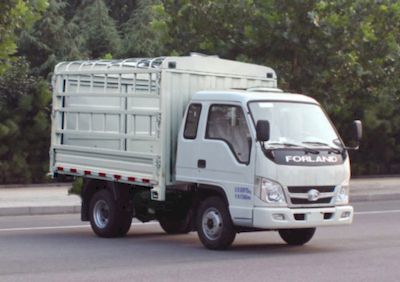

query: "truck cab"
left=176, top=88, right=360, bottom=248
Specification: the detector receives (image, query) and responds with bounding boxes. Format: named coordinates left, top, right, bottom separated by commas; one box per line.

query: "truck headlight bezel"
left=335, top=182, right=350, bottom=205
left=255, top=177, right=287, bottom=206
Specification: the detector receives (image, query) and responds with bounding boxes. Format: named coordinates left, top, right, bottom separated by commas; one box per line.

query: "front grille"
left=288, top=186, right=335, bottom=193
left=287, top=185, right=336, bottom=207
left=291, top=198, right=332, bottom=205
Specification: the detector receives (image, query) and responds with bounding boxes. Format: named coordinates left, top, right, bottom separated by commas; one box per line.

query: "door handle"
left=197, top=159, right=206, bottom=168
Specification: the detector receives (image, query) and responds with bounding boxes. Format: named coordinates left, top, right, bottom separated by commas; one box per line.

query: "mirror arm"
left=343, top=144, right=360, bottom=151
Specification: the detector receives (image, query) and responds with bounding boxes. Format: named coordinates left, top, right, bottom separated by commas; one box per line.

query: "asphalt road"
left=0, top=200, right=399, bottom=282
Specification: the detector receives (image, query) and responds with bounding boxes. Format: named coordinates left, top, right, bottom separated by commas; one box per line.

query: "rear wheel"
left=279, top=228, right=316, bottom=245
left=89, top=189, right=132, bottom=238
left=196, top=196, right=236, bottom=250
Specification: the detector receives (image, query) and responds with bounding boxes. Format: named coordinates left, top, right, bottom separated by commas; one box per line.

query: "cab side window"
left=206, top=105, right=251, bottom=164
left=184, top=104, right=202, bottom=139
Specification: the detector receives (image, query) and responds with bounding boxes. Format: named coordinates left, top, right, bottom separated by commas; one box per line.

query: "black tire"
left=159, top=215, right=191, bottom=234
left=196, top=196, right=236, bottom=250
left=279, top=228, right=316, bottom=245
left=89, top=189, right=132, bottom=238
left=117, top=211, right=133, bottom=237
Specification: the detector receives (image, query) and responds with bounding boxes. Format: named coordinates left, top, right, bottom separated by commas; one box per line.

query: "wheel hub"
left=93, top=200, right=110, bottom=229
left=202, top=208, right=223, bottom=240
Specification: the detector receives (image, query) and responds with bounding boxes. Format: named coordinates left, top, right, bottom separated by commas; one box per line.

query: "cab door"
left=176, top=102, right=255, bottom=224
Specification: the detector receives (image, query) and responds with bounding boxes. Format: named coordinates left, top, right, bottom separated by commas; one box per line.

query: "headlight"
left=335, top=182, right=350, bottom=205
left=255, top=177, right=286, bottom=205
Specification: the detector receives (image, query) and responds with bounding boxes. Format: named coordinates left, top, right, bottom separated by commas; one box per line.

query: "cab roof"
left=191, top=89, right=319, bottom=105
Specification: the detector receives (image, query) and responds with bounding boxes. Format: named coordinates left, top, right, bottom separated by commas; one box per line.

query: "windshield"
left=249, top=101, right=340, bottom=148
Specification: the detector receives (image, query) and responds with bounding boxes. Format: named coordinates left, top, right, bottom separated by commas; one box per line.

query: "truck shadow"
left=229, top=243, right=336, bottom=254
left=44, top=224, right=339, bottom=256
left=122, top=231, right=338, bottom=255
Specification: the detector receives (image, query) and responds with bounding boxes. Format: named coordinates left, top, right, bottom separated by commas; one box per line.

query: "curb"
left=351, top=192, right=400, bottom=202
left=0, top=183, right=72, bottom=189
left=0, top=206, right=80, bottom=216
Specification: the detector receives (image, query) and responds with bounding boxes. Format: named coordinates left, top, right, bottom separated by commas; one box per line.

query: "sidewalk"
left=0, top=184, right=80, bottom=216
left=0, top=177, right=399, bottom=216
left=350, top=177, right=400, bottom=202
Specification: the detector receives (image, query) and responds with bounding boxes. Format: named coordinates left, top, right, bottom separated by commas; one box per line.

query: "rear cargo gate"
left=50, top=59, right=163, bottom=190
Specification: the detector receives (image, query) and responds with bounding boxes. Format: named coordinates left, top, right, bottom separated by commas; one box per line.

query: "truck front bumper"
left=252, top=205, right=353, bottom=229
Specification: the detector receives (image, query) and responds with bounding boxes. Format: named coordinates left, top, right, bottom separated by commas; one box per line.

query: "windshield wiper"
left=265, top=142, right=319, bottom=154
left=302, top=141, right=342, bottom=154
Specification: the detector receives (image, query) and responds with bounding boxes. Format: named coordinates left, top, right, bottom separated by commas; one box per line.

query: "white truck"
left=50, top=55, right=362, bottom=249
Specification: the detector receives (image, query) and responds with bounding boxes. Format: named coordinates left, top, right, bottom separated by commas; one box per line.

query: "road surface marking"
left=355, top=209, right=400, bottom=215
left=0, top=225, right=89, bottom=232
left=0, top=222, right=158, bottom=232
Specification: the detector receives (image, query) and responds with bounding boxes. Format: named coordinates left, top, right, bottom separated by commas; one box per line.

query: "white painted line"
left=355, top=209, right=400, bottom=215
left=0, top=221, right=158, bottom=233
left=0, top=225, right=89, bottom=232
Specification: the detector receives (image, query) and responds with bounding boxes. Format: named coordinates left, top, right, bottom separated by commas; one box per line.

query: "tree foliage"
left=72, top=0, right=121, bottom=59
left=121, top=0, right=165, bottom=57
left=105, top=0, right=138, bottom=27
left=0, top=0, right=48, bottom=74
left=0, top=59, right=51, bottom=183
left=18, top=0, right=82, bottom=78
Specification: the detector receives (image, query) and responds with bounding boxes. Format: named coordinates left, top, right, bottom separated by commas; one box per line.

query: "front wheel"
left=196, top=196, right=236, bottom=250
left=279, top=228, right=316, bottom=245
left=89, top=189, right=132, bottom=238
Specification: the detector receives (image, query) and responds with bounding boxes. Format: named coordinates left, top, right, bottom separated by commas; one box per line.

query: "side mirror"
left=256, top=120, right=270, bottom=142
left=353, top=120, right=362, bottom=142
left=345, top=120, right=362, bottom=150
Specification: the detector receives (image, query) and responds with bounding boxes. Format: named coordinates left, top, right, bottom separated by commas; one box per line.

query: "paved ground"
left=0, top=177, right=399, bottom=216
left=0, top=200, right=399, bottom=281
left=0, top=184, right=80, bottom=216
left=350, top=177, right=400, bottom=201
